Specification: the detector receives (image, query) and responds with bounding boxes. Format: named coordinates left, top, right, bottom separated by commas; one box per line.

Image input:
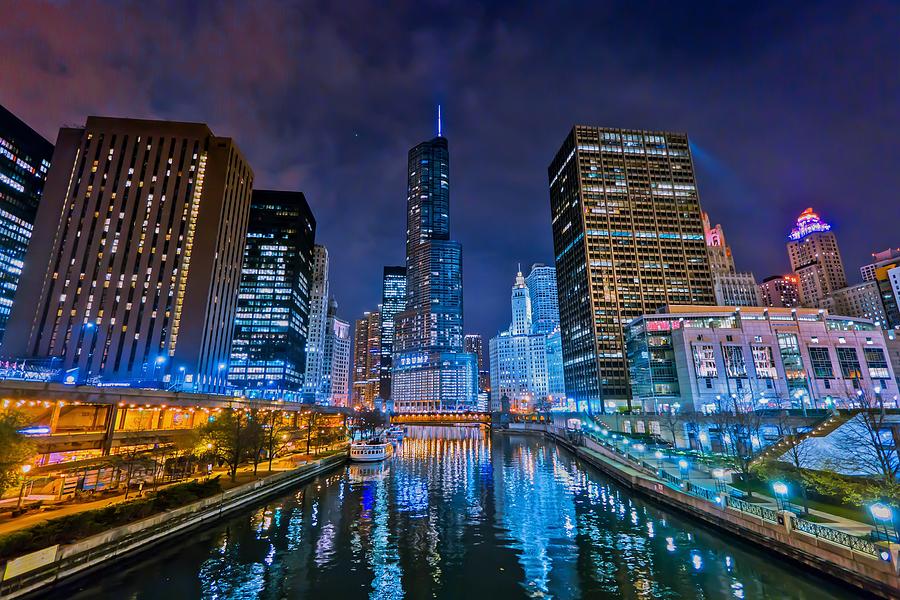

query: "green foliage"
left=0, top=477, right=222, bottom=561
left=0, top=410, right=36, bottom=493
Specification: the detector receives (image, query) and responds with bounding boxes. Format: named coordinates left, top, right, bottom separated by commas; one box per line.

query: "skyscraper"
left=859, top=248, right=900, bottom=329
left=0, top=105, right=53, bottom=344
left=524, top=264, right=560, bottom=335
left=322, top=298, right=351, bottom=406
left=787, top=207, right=846, bottom=308
left=392, top=112, right=477, bottom=412
left=229, top=190, right=315, bottom=397
left=489, top=267, right=565, bottom=412
left=379, top=265, right=406, bottom=400
left=548, top=126, right=715, bottom=412
left=759, top=274, right=801, bottom=308
left=701, top=212, right=761, bottom=307
left=352, top=310, right=381, bottom=408
left=2, top=117, right=253, bottom=393
left=302, top=245, right=331, bottom=401
left=464, top=333, right=489, bottom=392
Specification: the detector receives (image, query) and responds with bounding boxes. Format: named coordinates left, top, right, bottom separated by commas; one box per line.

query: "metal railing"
left=791, top=515, right=879, bottom=557
left=726, top=496, right=779, bottom=523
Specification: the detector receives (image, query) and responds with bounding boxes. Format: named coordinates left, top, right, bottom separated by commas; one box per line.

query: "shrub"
left=0, top=476, right=223, bottom=562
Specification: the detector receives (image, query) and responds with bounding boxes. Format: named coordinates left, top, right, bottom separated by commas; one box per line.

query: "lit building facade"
left=0, top=105, right=52, bottom=345
left=524, top=263, right=560, bottom=335
left=392, top=116, right=477, bottom=412
left=321, top=298, right=351, bottom=406
left=831, top=281, right=889, bottom=328
left=489, top=267, right=566, bottom=412
left=352, top=310, right=381, bottom=408
left=858, top=249, right=900, bottom=329
left=759, top=274, right=801, bottom=308
left=787, top=208, right=847, bottom=308
left=702, top=212, right=761, bottom=307
left=229, top=190, right=315, bottom=397
left=548, top=126, right=715, bottom=412
left=302, top=245, right=331, bottom=400
left=626, top=305, right=897, bottom=413
left=379, top=265, right=406, bottom=401
left=861, top=248, right=900, bottom=282
left=2, top=117, right=253, bottom=393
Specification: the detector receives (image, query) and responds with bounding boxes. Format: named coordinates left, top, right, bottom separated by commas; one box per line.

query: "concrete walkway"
left=590, top=428, right=877, bottom=538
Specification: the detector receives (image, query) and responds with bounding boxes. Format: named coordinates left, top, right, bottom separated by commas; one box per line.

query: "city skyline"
left=2, top=2, right=898, bottom=344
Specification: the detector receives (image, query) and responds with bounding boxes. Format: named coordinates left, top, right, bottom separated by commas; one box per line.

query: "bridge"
left=391, top=411, right=492, bottom=425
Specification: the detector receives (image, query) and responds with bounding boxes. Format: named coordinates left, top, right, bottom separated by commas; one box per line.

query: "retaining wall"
left=0, top=453, right=347, bottom=599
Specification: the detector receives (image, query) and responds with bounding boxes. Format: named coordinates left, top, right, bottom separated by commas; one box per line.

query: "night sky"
left=2, top=1, right=899, bottom=343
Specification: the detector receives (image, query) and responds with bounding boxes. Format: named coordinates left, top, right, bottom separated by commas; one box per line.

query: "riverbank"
left=507, top=423, right=899, bottom=599
left=0, top=452, right=348, bottom=599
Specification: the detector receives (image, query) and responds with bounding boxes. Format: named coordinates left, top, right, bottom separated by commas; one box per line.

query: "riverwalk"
left=505, top=422, right=900, bottom=599
left=0, top=452, right=348, bottom=599
left=584, top=421, right=877, bottom=539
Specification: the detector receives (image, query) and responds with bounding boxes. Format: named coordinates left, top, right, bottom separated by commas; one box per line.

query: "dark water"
left=68, top=426, right=853, bottom=599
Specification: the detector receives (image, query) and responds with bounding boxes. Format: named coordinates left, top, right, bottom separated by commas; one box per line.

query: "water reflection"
left=67, top=426, right=852, bottom=600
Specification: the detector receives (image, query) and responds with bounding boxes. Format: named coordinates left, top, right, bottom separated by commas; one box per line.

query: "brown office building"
left=548, top=126, right=714, bottom=412
left=352, top=310, right=381, bottom=408
left=2, top=117, right=253, bottom=393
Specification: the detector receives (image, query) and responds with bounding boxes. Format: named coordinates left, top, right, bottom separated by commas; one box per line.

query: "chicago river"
left=66, top=427, right=851, bottom=599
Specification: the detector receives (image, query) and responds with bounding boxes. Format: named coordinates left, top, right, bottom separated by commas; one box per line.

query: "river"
left=65, top=426, right=854, bottom=599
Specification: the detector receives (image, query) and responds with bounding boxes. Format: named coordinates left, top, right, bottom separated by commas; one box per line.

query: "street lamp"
left=16, top=464, right=32, bottom=511
left=655, top=450, right=664, bottom=469
left=772, top=481, right=789, bottom=511
left=870, top=503, right=897, bottom=543
left=678, top=458, right=690, bottom=482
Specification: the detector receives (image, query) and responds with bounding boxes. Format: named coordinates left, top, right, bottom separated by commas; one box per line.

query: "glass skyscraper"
left=0, top=105, right=52, bottom=344
left=302, top=244, right=331, bottom=401
left=379, top=265, right=406, bottom=401
left=392, top=114, right=477, bottom=412
left=548, top=127, right=714, bottom=413
left=229, top=190, right=316, bottom=396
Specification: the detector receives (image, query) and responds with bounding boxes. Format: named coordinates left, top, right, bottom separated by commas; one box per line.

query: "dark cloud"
left=1, top=0, right=898, bottom=342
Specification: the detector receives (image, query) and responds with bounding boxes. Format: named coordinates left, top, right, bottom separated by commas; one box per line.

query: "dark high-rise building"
left=380, top=265, right=406, bottom=400
left=392, top=111, right=477, bottom=412
left=2, top=117, right=253, bottom=393
left=464, top=333, right=489, bottom=392
left=229, top=190, right=315, bottom=396
left=548, top=126, right=714, bottom=412
left=0, top=105, right=53, bottom=344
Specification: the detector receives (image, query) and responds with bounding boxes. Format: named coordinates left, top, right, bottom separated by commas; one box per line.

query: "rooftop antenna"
left=437, top=104, right=442, bottom=137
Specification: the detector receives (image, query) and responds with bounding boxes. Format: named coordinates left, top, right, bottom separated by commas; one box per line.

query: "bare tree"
left=717, top=391, right=763, bottom=497
left=823, top=387, right=900, bottom=501
left=753, top=411, right=819, bottom=514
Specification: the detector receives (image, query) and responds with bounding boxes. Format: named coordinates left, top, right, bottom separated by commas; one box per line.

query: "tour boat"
left=349, top=439, right=394, bottom=462
left=386, top=426, right=405, bottom=439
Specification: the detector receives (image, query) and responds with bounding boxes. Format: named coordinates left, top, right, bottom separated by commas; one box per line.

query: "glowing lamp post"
left=655, top=450, right=664, bottom=470
left=16, top=464, right=32, bottom=511
left=678, top=458, right=690, bottom=482
left=772, top=481, right=789, bottom=511
left=870, top=503, right=897, bottom=543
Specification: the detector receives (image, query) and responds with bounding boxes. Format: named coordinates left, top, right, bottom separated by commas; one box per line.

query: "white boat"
left=349, top=440, right=394, bottom=462
left=386, top=426, right=405, bottom=439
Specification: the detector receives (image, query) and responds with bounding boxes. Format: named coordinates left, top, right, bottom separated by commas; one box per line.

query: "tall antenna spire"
left=437, top=104, right=442, bottom=137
